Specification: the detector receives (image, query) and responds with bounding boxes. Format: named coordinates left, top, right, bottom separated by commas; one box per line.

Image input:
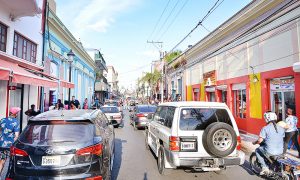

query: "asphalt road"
left=111, top=109, right=262, bottom=180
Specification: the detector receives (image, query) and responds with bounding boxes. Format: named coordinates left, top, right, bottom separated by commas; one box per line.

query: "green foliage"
left=164, top=50, right=182, bottom=63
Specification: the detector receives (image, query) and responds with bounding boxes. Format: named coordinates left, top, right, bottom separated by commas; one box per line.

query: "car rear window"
left=179, top=108, right=233, bottom=131
left=19, top=122, right=94, bottom=146
left=138, top=106, right=157, bottom=113
left=101, top=107, right=119, bottom=113
left=105, top=102, right=118, bottom=106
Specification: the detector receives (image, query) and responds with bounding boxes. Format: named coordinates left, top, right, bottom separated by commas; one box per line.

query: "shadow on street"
left=111, top=138, right=127, bottom=180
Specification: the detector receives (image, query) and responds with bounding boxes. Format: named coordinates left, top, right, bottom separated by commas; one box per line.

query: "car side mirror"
left=147, top=114, right=153, bottom=120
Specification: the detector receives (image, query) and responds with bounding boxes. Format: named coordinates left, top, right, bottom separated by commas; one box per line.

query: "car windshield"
left=19, top=122, right=94, bottom=146
left=179, top=108, right=233, bottom=131
left=101, top=107, right=119, bottom=113
left=138, top=106, right=157, bottom=113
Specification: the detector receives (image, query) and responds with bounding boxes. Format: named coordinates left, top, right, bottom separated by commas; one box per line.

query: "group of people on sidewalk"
left=52, top=96, right=89, bottom=110
left=253, top=108, right=300, bottom=175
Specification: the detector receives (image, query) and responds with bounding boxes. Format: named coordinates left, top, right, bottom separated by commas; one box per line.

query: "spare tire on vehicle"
left=202, top=122, right=237, bottom=157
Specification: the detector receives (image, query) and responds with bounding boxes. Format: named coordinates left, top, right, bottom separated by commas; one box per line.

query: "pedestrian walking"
left=70, top=96, right=80, bottom=109
left=283, top=107, right=300, bottom=157
left=0, top=107, right=21, bottom=173
left=83, top=98, right=89, bottom=109
left=25, top=104, right=40, bottom=117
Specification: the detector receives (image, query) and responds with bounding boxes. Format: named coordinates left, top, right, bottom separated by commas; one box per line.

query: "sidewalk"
left=240, top=131, right=300, bottom=161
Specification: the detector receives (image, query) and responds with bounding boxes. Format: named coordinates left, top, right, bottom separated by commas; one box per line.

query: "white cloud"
left=73, top=0, right=140, bottom=33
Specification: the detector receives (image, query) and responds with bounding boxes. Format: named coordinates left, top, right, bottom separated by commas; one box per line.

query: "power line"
left=152, top=0, right=181, bottom=40
left=147, top=0, right=171, bottom=41
left=158, top=0, right=190, bottom=41
left=169, top=0, right=224, bottom=52
left=118, top=63, right=152, bottom=75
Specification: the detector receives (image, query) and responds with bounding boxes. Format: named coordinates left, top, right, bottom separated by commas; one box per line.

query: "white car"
left=101, top=105, right=123, bottom=128
left=145, top=101, right=245, bottom=175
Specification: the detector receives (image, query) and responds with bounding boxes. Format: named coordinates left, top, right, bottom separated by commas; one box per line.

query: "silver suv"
left=145, top=101, right=245, bottom=175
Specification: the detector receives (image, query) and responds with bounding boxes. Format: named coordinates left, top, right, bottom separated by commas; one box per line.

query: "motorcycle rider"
left=252, top=111, right=285, bottom=175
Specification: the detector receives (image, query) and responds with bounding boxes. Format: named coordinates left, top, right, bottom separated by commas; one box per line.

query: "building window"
left=13, top=32, right=37, bottom=63
left=0, top=22, right=7, bottom=52
left=234, top=89, right=247, bottom=118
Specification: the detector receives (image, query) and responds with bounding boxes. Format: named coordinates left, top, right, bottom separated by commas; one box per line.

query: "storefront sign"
left=8, top=86, right=16, bottom=90
left=206, top=87, right=216, bottom=92
left=203, top=70, right=216, bottom=86
left=270, top=78, right=294, bottom=91
left=216, top=85, right=227, bottom=91
left=193, top=88, right=199, bottom=93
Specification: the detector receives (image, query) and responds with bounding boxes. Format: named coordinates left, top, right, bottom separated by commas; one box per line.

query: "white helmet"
left=263, top=112, right=277, bottom=123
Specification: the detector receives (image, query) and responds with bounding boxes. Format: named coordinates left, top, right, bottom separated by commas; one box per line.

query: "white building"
left=0, top=0, right=57, bottom=129
left=105, top=66, right=119, bottom=97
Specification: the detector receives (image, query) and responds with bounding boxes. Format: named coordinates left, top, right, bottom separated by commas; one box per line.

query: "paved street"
left=111, top=109, right=262, bottom=180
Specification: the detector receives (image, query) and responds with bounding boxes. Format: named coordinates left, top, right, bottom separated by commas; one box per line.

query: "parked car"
left=104, top=100, right=123, bottom=113
left=6, top=110, right=115, bottom=180
left=145, top=101, right=245, bottom=175
left=101, top=105, right=123, bottom=128
left=130, top=105, right=157, bottom=130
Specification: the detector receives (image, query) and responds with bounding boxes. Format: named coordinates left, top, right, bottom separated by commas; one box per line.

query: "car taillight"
left=10, top=146, right=28, bottom=157
left=236, top=136, right=241, bottom=151
left=5, top=178, right=13, bottom=180
left=169, top=136, right=180, bottom=152
left=85, top=176, right=102, bottom=180
left=76, top=144, right=103, bottom=156
left=136, top=113, right=145, bottom=117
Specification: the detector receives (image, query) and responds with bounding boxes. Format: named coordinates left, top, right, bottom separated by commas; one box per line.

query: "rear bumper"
left=10, top=174, right=102, bottom=180
left=135, top=121, right=148, bottom=128
left=166, top=150, right=245, bottom=169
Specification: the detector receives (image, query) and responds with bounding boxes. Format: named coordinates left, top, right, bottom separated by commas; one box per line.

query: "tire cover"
left=202, top=122, right=237, bottom=157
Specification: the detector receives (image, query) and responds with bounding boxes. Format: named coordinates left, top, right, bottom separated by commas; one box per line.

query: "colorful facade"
left=167, top=0, right=300, bottom=135
left=43, top=5, right=96, bottom=110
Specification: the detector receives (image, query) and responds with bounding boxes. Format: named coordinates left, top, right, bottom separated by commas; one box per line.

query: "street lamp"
left=67, top=49, right=75, bottom=107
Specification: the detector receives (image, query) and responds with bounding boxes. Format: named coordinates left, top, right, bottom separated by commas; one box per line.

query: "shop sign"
left=203, top=70, right=216, bottom=86
left=270, top=78, right=294, bottom=90
left=8, top=86, right=16, bottom=90
left=193, top=88, right=199, bottom=93
left=206, top=87, right=216, bottom=92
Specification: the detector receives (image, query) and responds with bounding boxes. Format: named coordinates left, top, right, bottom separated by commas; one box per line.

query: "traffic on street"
left=1, top=0, right=300, bottom=179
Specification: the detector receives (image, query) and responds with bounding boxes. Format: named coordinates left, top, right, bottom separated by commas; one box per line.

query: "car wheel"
left=145, top=130, right=150, bottom=150
left=202, top=122, right=237, bottom=157
left=157, top=146, right=171, bottom=175
left=114, top=124, right=119, bottom=128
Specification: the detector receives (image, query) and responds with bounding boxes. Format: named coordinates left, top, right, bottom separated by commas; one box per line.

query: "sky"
left=56, top=0, right=251, bottom=90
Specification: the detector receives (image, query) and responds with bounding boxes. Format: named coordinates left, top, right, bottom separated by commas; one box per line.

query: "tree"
left=164, top=50, right=182, bottom=63
left=140, top=70, right=162, bottom=98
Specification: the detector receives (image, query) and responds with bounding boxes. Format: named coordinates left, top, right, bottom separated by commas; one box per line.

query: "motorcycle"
left=250, top=148, right=300, bottom=180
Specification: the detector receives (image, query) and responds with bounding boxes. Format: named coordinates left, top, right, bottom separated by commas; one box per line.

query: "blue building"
left=42, top=3, right=97, bottom=110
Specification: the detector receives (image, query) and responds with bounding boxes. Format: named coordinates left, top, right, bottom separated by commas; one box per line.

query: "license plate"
left=41, top=156, right=61, bottom=166
left=181, top=142, right=195, bottom=150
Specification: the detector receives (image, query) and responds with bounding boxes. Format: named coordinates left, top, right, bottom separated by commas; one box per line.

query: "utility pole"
left=147, top=41, right=164, bottom=103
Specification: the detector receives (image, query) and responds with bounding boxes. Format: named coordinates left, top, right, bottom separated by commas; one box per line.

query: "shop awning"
left=0, top=59, right=58, bottom=88
left=60, top=80, right=75, bottom=89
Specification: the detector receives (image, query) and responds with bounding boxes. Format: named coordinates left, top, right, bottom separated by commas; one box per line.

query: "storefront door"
left=270, top=77, right=295, bottom=121
left=9, top=85, right=22, bottom=122
left=271, top=91, right=295, bottom=121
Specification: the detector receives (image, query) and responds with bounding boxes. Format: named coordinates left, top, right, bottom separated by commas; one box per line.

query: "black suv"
left=6, top=110, right=115, bottom=180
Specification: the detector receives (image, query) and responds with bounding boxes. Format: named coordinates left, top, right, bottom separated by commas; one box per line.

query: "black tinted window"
left=101, top=107, right=119, bottom=113
left=179, top=108, right=232, bottom=131
left=138, top=106, right=157, bottom=113
left=164, top=107, right=175, bottom=128
left=20, top=122, right=94, bottom=145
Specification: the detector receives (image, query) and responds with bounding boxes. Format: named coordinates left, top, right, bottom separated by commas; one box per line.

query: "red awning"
left=60, top=80, right=75, bottom=89
left=0, top=59, right=58, bottom=88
